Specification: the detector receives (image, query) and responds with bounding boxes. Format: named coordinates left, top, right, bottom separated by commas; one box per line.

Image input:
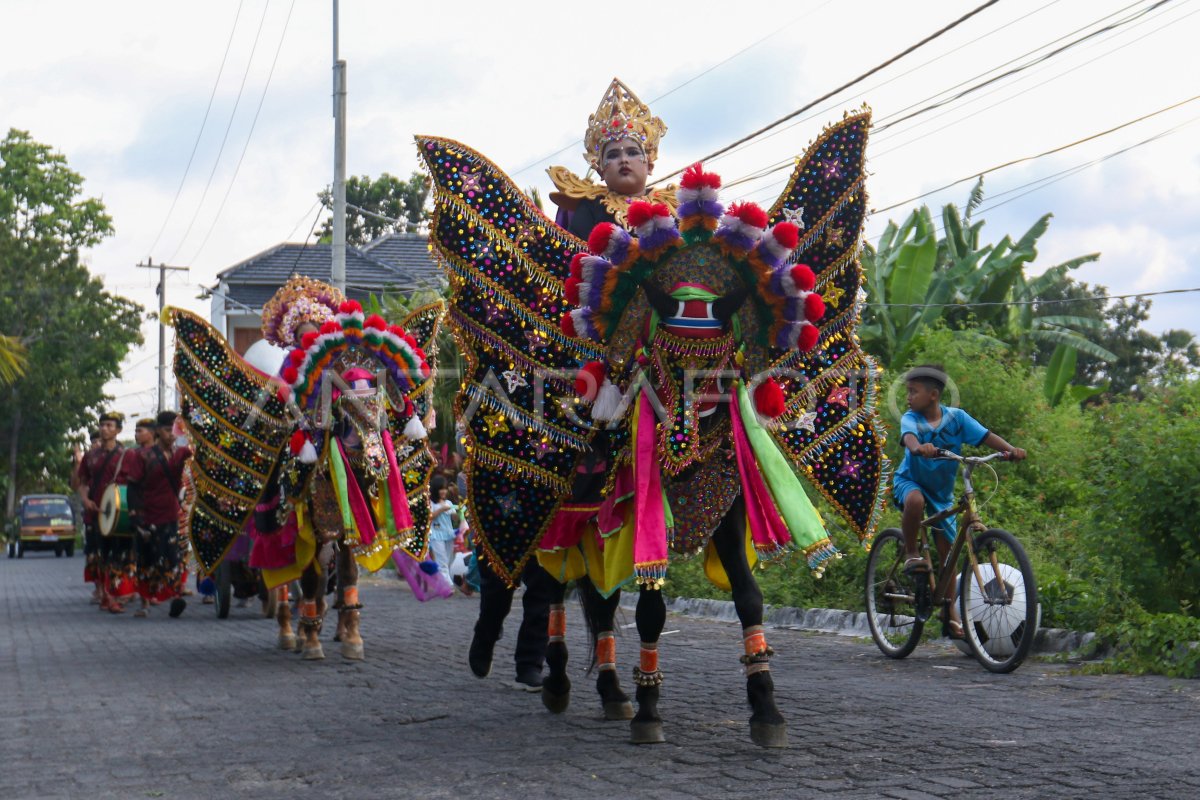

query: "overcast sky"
left=3, top=0, right=1197, bottom=416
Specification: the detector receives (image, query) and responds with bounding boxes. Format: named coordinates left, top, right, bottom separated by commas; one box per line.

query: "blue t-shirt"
left=893, top=405, right=989, bottom=505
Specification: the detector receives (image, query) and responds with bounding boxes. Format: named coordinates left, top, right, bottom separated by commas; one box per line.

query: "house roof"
left=213, top=234, right=445, bottom=311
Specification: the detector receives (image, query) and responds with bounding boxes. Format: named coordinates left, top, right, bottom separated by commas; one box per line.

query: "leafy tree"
left=0, top=129, right=143, bottom=515
left=0, top=334, right=26, bottom=384
left=317, top=171, right=431, bottom=245
left=861, top=179, right=1114, bottom=404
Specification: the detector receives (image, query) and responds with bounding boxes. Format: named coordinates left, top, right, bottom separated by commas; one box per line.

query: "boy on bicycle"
left=894, top=365, right=1026, bottom=636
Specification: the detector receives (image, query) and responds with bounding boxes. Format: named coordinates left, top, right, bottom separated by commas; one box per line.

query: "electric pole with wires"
left=137, top=258, right=189, bottom=413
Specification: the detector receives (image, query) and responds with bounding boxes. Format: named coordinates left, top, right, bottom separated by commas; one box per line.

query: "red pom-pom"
left=587, top=222, right=617, bottom=255
left=402, top=333, right=417, bottom=348
left=564, top=277, right=582, bottom=306
left=574, top=361, right=606, bottom=401
left=729, top=201, right=768, bottom=229
left=798, top=323, right=820, bottom=352
left=281, top=365, right=299, bottom=385
left=300, top=331, right=319, bottom=350
left=771, top=221, right=800, bottom=250
left=560, top=312, right=577, bottom=338
left=288, top=349, right=306, bottom=366
left=319, top=320, right=341, bottom=335
left=414, top=347, right=426, bottom=361
left=627, top=201, right=654, bottom=228
left=404, top=398, right=415, bottom=416
left=804, top=293, right=826, bottom=323
left=790, top=264, right=816, bottom=292
left=339, top=299, right=362, bottom=314
left=680, top=163, right=722, bottom=190
left=650, top=202, right=671, bottom=218
left=364, top=314, right=387, bottom=330
left=754, top=378, right=786, bottom=419
left=569, top=252, right=585, bottom=281
left=387, top=324, right=405, bottom=337
left=289, top=429, right=308, bottom=455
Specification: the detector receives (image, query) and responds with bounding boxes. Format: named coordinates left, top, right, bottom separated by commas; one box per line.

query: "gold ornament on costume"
left=583, top=77, right=667, bottom=170
left=547, top=165, right=678, bottom=230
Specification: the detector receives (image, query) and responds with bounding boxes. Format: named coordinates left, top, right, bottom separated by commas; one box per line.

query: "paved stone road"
left=3, top=554, right=1199, bottom=799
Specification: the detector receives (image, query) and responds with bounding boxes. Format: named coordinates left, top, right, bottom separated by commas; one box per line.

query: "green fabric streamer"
left=735, top=380, right=827, bottom=548
left=328, top=442, right=356, bottom=532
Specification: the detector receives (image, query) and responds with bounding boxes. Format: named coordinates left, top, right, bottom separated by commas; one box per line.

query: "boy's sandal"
left=903, top=556, right=931, bottom=576
left=943, top=619, right=965, bottom=640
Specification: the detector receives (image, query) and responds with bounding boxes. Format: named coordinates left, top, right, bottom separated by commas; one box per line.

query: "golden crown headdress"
left=261, top=275, right=345, bottom=348
left=583, top=78, right=667, bottom=170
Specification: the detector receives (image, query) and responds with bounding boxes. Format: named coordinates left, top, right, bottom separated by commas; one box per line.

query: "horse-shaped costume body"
left=417, top=109, right=889, bottom=745
left=166, top=299, right=443, bottom=660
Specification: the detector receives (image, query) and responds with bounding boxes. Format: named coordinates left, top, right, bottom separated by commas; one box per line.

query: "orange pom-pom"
left=798, top=323, right=820, bottom=352
left=804, top=293, right=826, bottom=323
left=754, top=378, right=786, bottom=419
left=791, top=264, right=816, bottom=292
left=771, top=221, right=799, bottom=250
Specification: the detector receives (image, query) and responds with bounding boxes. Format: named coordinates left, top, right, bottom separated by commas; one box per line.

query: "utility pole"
left=137, top=258, right=189, bottom=413
left=331, top=0, right=347, bottom=293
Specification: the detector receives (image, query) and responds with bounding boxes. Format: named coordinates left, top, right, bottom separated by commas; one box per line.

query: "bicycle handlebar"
left=932, top=449, right=1010, bottom=464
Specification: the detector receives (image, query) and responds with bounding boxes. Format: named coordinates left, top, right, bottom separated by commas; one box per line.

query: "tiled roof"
left=214, top=238, right=442, bottom=310
left=361, top=233, right=445, bottom=291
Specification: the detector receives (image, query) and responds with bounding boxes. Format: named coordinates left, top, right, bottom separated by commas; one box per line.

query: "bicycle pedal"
left=914, top=583, right=933, bottom=623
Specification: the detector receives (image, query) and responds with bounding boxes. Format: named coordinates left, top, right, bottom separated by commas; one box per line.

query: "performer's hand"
left=915, top=443, right=939, bottom=458
left=1006, top=447, right=1027, bottom=462
left=83, top=498, right=98, bottom=513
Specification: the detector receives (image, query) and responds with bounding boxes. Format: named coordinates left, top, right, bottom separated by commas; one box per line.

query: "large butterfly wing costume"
left=166, top=303, right=444, bottom=576
left=418, top=108, right=888, bottom=588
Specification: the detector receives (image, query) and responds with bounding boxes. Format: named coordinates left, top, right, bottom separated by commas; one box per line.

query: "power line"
left=870, top=92, right=1200, bottom=215
left=865, top=286, right=1200, bottom=309
left=285, top=199, right=322, bottom=241
left=703, top=0, right=1068, bottom=171
left=506, top=0, right=839, bottom=179
left=145, top=0, right=246, bottom=258
left=872, top=0, right=1178, bottom=134
left=723, top=0, right=1175, bottom=197
left=866, top=1, right=1198, bottom=162
left=650, top=0, right=1005, bottom=185
left=167, top=0, right=272, bottom=264
left=188, top=0, right=297, bottom=265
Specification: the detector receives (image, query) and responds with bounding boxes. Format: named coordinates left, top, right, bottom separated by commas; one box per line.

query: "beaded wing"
left=167, top=307, right=293, bottom=573
left=758, top=108, right=890, bottom=543
left=416, top=136, right=605, bottom=586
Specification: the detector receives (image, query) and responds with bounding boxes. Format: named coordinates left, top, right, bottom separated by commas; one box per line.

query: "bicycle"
left=865, top=450, right=1038, bottom=673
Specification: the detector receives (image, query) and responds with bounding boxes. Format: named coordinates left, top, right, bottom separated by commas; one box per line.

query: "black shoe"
left=513, top=668, right=543, bottom=692
left=468, top=633, right=495, bottom=678
left=168, top=598, right=187, bottom=618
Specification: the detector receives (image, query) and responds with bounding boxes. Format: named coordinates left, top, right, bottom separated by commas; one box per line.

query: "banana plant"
left=860, top=179, right=1115, bottom=405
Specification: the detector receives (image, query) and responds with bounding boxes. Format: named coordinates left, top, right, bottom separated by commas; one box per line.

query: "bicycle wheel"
left=865, top=528, right=924, bottom=659
left=958, top=528, right=1038, bottom=673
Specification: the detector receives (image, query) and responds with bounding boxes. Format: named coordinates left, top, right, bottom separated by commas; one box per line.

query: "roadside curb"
left=628, top=594, right=1096, bottom=655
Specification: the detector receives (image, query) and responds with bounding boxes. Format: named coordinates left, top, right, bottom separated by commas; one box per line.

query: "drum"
left=99, top=483, right=132, bottom=537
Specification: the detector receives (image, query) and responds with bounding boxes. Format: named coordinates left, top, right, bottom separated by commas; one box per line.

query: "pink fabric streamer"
left=392, top=551, right=454, bottom=601
left=336, top=439, right=379, bottom=547
left=729, top=390, right=792, bottom=552
left=633, top=390, right=669, bottom=575
left=247, top=513, right=299, bottom=570
left=597, top=466, right=634, bottom=536
left=381, top=429, right=414, bottom=532
left=539, top=504, right=600, bottom=550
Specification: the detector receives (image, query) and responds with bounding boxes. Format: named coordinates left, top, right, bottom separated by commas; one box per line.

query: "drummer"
left=125, top=411, right=193, bottom=618
left=75, top=411, right=137, bottom=612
